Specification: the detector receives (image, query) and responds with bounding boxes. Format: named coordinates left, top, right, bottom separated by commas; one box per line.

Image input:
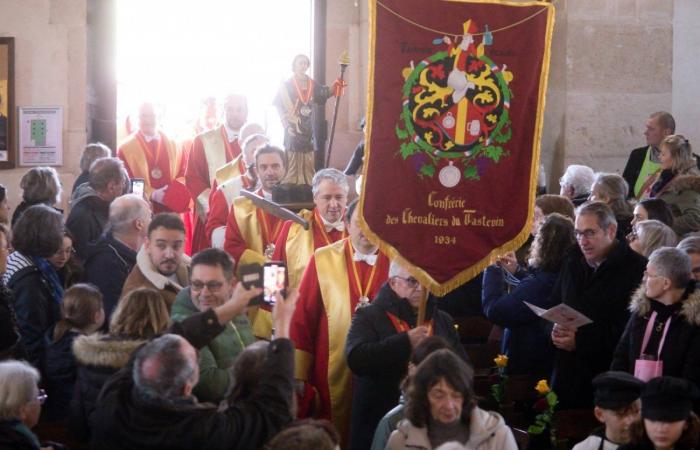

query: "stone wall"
left=0, top=0, right=87, bottom=210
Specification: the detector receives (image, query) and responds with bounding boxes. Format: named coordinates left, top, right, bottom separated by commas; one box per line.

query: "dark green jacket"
left=171, top=287, right=255, bottom=402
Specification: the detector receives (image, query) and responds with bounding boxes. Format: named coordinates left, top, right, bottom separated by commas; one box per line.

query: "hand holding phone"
left=263, top=262, right=287, bottom=305
left=130, top=178, right=145, bottom=198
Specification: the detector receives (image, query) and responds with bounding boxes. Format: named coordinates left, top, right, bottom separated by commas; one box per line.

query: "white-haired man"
left=559, top=164, right=596, bottom=206
left=84, top=194, right=151, bottom=325
left=272, top=168, right=349, bottom=288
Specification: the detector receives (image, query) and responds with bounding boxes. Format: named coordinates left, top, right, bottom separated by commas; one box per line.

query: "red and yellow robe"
left=117, top=131, right=189, bottom=214
left=271, top=208, right=346, bottom=289
left=185, top=125, right=242, bottom=253
left=205, top=157, right=254, bottom=247
left=291, top=238, right=390, bottom=445
left=223, top=189, right=284, bottom=338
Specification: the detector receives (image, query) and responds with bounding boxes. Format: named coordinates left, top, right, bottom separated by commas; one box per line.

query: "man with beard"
left=122, top=213, right=190, bottom=310
left=224, top=144, right=287, bottom=338
left=186, top=94, right=248, bottom=253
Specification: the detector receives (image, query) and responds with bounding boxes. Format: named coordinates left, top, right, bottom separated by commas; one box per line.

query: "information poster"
left=18, top=106, right=63, bottom=166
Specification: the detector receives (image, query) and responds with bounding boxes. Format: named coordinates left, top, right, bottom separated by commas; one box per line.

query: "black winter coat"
left=70, top=334, right=146, bottom=442
left=345, top=283, right=467, bottom=450
left=83, top=232, right=136, bottom=323
left=549, top=241, right=646, bottom=408
left=5, top=258, right=62, bottom=371
left=66, top=184, right=110, bottom=259
left=611, top=285, right=700, bottom=387
left=0, top=283, right=24, bottom=360
left=90, top=309, right=295, bottom=450
left=44, top=327, right=81, bottom=421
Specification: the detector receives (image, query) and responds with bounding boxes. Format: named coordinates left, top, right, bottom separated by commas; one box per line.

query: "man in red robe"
left=223, top=144, right=287, bottom=339
left=179, top=96, right=219, bottom=255
left=272, top=168, right=348, bottom=288
left=185, top=94, right=248, bottom=253
left=290, top=199, right=390, bottom=445
left=206, top=128, right=268, bottom=248
left=117, top=102, right=189, bottom=214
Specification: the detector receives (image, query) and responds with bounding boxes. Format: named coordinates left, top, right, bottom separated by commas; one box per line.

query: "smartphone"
left=239, top=263, right=264, bottom=306
left=263, top=261, right=287, bottom=305
left=130, top=178, right=145, bottom=198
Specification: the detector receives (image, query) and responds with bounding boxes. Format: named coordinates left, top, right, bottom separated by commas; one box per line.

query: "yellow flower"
left=535, top=379, right=550, bottom=395
left=494, top=354, right=509, bottom=368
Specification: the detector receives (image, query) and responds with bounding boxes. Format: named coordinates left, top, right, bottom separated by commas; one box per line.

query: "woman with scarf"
left=1, top=205, right=65, bottom=373
left=639, top=135, right=700, bottom=236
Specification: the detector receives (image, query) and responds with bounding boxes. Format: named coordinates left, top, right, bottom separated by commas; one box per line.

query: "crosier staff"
left=325, top=51, right=350, bottom=167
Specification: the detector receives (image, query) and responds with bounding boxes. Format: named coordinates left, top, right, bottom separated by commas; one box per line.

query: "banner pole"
left=417, top=287, right=428, bottom=326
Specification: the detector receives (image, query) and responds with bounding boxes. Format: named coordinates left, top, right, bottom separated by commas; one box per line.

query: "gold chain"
left=376, top=0, right=556, bottom=39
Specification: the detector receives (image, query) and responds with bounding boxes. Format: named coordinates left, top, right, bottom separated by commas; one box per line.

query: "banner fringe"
left=360, top=0, right=557, bottom=297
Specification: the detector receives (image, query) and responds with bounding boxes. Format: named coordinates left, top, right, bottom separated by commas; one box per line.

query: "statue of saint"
left=274, top=54, right=333, bottom=186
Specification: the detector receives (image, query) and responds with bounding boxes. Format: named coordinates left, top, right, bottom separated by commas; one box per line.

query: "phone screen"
left=263, top=263, right=286, bottom=305
left=131, top=179, right=145, bottom=198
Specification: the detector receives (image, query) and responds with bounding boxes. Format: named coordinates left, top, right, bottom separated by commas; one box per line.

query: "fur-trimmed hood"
left=665, top=174, right=700, bottom=194
left=135, top=246, right=190, bottom=291
left=72, top=333, right=146, bottom=369
left=628, top=285, right=700, bottom=326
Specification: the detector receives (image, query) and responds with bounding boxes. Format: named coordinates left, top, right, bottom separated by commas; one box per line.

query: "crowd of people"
left=0, top=106, right=699, bottom=450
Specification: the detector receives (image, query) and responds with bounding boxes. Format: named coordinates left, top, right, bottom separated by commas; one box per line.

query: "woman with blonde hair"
left=639, top=135, right=700, bottom=235
left=590, top=172, right=635, bottom=240
left=70, top=288, right=170, bottom=441
left=628, top=220, right=678, bottom=258
left=11, top=166, right=63, bottom=226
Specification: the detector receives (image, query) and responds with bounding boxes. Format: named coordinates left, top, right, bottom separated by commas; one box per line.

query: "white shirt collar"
left=224, top=124, right=239, bottom=143
left=141, top=131, right=160, bottom=142
left=320, top=214, right=345, bottom=233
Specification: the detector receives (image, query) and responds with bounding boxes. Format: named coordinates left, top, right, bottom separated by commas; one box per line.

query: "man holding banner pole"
left=290, top=199, right=390, bottom=446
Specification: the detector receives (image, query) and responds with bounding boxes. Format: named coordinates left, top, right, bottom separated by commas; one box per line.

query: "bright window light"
left=116, top=0, right=312, bottom=145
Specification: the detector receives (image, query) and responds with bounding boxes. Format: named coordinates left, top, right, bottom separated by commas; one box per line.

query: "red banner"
left=360, top=0, right=555, bottom=295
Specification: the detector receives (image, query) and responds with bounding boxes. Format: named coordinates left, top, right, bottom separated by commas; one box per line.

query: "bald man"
left=186, top=94, right=248, bottom=252
left=117, top=103, right=189, bottom=214
left=83, top=194, right=152, bottom=325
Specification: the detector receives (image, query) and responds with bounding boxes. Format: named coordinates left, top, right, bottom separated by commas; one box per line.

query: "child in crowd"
left=573, top=371, right=645, bottom=450
left=44, top=283, right=104, bottom=420
left=619, top=376, right=700, bottom=450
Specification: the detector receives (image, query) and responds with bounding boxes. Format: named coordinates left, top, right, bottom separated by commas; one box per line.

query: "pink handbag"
left=634, top=311, right=671, bottom=382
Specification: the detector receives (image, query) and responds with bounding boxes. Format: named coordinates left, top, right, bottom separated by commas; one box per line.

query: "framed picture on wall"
left=0, top=37, right=14, bottom=169
left=18, top=106, right=63, bottom=166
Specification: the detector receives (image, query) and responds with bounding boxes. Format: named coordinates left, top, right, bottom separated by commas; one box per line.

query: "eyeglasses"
left=37, top=389, right=47, bottom=405
left=191, top=280, right=224, bottom=292
left=53, top=247, right=75, bottom=257
left=394, top=276, right=420, bottom=289
left=574, top=228, right=600, bottom=240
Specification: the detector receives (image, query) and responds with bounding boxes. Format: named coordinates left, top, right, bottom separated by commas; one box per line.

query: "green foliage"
left=484, top=145, right=503, bottom=162
left=396, top=122, right=409, bottom=140
left=419, top=164, right=435, bottom=178
left=464, top=166, right=479, bottom=180
left=400, top=142, right=418, bottom=159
